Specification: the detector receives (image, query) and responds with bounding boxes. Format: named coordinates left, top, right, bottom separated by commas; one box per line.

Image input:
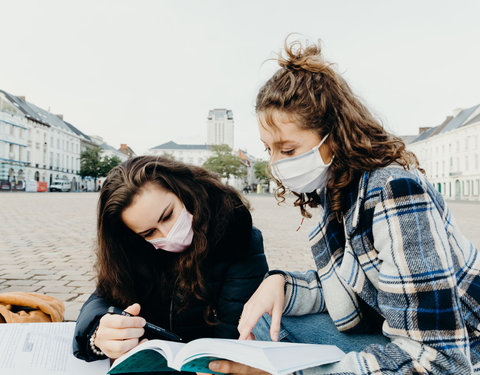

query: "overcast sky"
left=1, top=1, right=479, bottom=158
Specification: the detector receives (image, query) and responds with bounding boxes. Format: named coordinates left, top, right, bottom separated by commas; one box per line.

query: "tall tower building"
left=207, top=109, right=234, bottom=149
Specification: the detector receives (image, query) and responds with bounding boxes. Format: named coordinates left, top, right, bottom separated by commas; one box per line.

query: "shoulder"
left=366, top=165, right=446, bottom=219
left=366, top=165, right=428, bottom=202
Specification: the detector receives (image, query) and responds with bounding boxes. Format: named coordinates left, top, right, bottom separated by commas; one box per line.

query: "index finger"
left=238, top=310, right=263, bottom=340
left=103, top=314, right=146, bottom=329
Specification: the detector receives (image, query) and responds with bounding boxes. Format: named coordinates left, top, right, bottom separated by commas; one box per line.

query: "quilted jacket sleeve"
left=72, top=291, right=109, bottom=361
left=214, top=226, right=269, bottom=338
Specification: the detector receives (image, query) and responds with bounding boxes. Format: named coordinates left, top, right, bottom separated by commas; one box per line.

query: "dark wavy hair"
left=95, top=155, right=249, bottom=308
left=256, top=38, right=421, bottom=218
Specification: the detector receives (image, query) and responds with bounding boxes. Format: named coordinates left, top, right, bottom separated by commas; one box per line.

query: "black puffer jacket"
left=73, top=203, right=267, bottom=361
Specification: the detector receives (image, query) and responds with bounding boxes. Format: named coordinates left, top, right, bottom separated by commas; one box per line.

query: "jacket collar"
left=343, top=171, right=370, bottom=237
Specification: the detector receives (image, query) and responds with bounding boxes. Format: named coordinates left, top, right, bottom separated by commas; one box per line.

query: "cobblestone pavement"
left=1, top=192, right=479, bottom=321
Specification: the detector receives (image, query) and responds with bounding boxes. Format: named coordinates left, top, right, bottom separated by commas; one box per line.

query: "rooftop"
left=151, top=141, right=209, bottom=150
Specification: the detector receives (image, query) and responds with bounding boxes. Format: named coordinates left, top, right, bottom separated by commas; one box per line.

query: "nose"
left=153, top=225, right=168, bottom=239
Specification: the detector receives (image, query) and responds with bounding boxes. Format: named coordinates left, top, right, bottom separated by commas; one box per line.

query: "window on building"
left=465, top=138, right=469, bottom=151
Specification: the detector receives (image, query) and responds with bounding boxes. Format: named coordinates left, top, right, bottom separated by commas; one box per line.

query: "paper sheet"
left=0, top=322, right=109, bottom=375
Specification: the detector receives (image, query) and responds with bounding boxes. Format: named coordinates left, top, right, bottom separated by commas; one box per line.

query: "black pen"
left=107, top=306, right=183, bottom=342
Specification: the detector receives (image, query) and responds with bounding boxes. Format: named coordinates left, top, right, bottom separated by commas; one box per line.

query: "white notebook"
left=0, top=322, right=109, bottom=375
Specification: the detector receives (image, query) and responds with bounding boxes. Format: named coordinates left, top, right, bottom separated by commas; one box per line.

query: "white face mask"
left=146, top=207, right=194, bottom=253
left=270, top=134, right=333, bottom=194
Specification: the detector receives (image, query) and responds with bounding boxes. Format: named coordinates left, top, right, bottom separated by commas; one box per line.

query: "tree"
left=203, top=144, right=246, bottom=180
left=99, top=155, right=122, bottom=176
left=253, top=160, right=270, bottom=183
left=79, top=146, right=102, bottom=183
left=80, top=147, right=123, bottom=187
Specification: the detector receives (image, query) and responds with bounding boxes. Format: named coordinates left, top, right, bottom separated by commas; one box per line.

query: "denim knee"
left=252, top=313, right=289, bottom=342
left=252, top=313, right=272, bottom=341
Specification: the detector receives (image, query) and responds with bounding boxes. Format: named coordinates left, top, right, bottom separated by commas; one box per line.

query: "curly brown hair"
left=256, top=38, right=421, bottom=218
left=95, top=155, right=249, bottom=308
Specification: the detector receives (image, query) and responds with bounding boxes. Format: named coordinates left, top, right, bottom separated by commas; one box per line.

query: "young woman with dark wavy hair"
left=72, top=155, right=268, bottom=362
left=207, top=39, right=480, bottom=375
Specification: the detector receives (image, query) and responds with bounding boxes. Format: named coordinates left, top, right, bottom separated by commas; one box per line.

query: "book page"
left=175, top=339, right=345, bottom=375
left=0, top=322, right=109, bottom=375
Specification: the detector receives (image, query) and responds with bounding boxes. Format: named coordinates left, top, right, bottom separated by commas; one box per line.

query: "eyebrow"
left=136, top=202, right=172, bottom=236
left=261, top=139, right=299, bottom=147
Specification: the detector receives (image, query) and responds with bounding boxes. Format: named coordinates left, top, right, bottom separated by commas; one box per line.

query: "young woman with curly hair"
left=207, top=39, right=480, bottom=375
left=72, top=156, right=268, bottom=362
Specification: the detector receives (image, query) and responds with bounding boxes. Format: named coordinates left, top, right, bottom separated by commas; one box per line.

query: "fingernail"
left=141, top=318, right=146, bottom=326
left=210, top=361, right=219, bottom=370
left=272, top=332, right=279, bottom=341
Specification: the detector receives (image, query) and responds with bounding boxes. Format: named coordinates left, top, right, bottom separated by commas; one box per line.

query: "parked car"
left=49, top=180, right=71, bottom=192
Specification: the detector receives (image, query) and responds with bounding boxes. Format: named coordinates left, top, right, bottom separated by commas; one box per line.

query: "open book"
left=108, top=338, right=345, bottom=375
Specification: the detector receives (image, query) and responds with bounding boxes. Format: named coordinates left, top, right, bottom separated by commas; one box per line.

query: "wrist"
left=266, top=270, right=288, bottom=292
left=89, top=325, right=105, bottom=357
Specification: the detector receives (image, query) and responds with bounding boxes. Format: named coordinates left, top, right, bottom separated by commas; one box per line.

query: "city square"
left=0, top=192, right=479, bottom=322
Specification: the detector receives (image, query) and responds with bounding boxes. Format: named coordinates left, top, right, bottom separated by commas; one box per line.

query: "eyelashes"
left=143, top=210, right=174, bottom=239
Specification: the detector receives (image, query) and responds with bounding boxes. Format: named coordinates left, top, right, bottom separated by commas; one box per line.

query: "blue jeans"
left=252, top=313, right=389, bottom=353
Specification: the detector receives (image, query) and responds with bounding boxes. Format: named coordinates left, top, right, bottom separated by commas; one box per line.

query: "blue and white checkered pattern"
left=280, top=165, right=480, bottom=374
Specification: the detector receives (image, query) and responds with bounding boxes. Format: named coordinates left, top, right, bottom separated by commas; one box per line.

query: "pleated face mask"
left=146, top=207, right=194, bottom=253
left=270, top=134, right=333, bottom=194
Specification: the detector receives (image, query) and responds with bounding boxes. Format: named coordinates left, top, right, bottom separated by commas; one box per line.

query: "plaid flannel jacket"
left=281, top=165, right=480, bottom=374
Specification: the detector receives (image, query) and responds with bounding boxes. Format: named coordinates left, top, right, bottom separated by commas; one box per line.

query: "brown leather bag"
left=0, top=292, right=65, bottom=323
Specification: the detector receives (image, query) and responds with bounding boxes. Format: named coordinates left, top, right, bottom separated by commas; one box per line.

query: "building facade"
left=0, top=95, right=30, bottom=190
left=147, top=141, right=212, bottom=166
left=0, top=89, right=130, bottom=192
left=207, top=108, right=234, bottom=149
left=408, top=104, right=480, bottom=201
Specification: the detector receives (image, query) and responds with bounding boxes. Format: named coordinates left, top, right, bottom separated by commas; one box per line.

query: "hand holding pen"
left=107, top=306, right=182, bottom=342
left=93, top=303, right=148, bottom=359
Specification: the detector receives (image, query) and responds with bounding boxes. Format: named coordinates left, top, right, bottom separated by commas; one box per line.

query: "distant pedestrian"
left=209, top=38, right=480, bottom=375
left=73, top=156, right=268, bottom=362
